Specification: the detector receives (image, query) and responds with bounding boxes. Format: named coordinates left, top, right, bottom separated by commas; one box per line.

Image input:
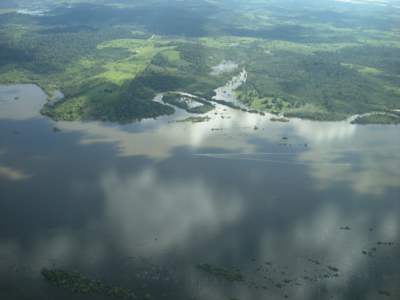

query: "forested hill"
left=0, top=0, right=399, bottom=123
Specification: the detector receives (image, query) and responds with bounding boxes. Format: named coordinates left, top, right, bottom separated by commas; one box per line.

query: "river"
left=0, top=84, right=399, bottom=300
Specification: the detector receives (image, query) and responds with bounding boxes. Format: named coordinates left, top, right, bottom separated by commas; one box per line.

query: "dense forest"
left=0, top=0, right=399, bottom=123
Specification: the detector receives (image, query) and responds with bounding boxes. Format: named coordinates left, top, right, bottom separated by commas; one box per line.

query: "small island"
left=351, top=113, right=400, bottom=125
left=162, top=92, right=215, bottom=114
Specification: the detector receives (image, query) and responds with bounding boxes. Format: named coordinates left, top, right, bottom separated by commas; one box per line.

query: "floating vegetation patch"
left=308, top=259, right=321, bottom=265
left=361, top=240, right=398, bottom=258
left=40, top=235, right=399, bottom=299
left=177, top=116, right=210, bottom=123
left=378, top=290, right=391, bottom=296
left=362, top=247, right=377, bottom=257
left=41, top=268, right=104, bottom=294
left=339, top=226, right=351, bottom=230
left=41, top=268, right=137, bottom=299
left=377, top=241, right=395, bottom=246
left=270, top=117, right=289, bottom=122
left=327, top=266, right=339, bottom=272
left=196, top=263, right=245, bottom=282
left=238, top=256, right=345, bottom=298
left=107, top=287, right=137, bottom=299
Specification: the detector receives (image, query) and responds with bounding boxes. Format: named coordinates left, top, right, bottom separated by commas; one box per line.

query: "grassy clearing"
left=341, top=63, right=383, bottom=75
left=92, top=38, right=177, bottom=85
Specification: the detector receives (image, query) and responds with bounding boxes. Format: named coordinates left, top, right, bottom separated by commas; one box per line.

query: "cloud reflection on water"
left=0, top=85, right=46, bottom=120
left=1, top=84, right=399, bottom=299
left=101, top=168, right=244, bottom=256
left=0, top=149, right=398, bottom=299
left=254, top=195, right=400, bottom=299
left=0, top=165, right=32, bottom=181
left=292, top=119, right=357, bottom=145
left=294, top=120, right=400, bottom=195
left=38, top=95, right=400, bottom=196
left=57, top=105, right=272, bottom=159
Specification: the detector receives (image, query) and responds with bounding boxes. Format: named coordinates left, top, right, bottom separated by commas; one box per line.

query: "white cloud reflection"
left=294, top=121, right=400, bottom=195
left=0, top=164, right=398, bottom=299
left=0, top=151, right=32, bottom=181
left=2, top=82, right=397, bottom=196
left=64, top=107, right=399, bottom=195
left=1, top=84, right=399, bottom=300
left=254, top=199, right=400, bottom=299
left=291, top=119, right=357, bottom=145
left=57, top=105, right=274, bottom=159
left=0, top=165, right=31, bottom=181
left=0, top=85, right=46, bottom=120
left=101, top=168, right=244, bottom=256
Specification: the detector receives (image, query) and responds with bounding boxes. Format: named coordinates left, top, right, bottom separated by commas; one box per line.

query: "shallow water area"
left=0, top=84, right=399, bottom=300
left=0, top=84, right=47, bottom=120
left=212, top=69, right=247, bottom=106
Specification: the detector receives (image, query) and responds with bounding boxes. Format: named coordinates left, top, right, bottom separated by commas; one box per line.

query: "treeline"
left=0, top=26, right=132, bottom=74
left=35, top=2, right=211, bottom=37
left=238, top=46, right=400, bottom=118
left=351, top=114, right=400, bottom=125
left=318, top=45, right=400, bottom=76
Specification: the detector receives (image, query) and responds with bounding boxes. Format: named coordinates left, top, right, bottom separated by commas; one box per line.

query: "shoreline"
left=1, top=83, right=399, bottom=125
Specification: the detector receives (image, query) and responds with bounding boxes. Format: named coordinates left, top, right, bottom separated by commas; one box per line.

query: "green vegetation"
left=271, top=117, right=289, bottom=123
left=41, top=268, right=104, bottom=295
left=177, top=116, right=211, bottom=123
left=0, top=0, right=399, bottom=123
left=237, top=46, right=399, bottom=121
left=162, top=92, right=214, bottom=114
left=197, top=263, right=245, bottom=282
left=41, top=268, right=137, bottom=299
left=327, top=266, right=339, bottom=273
left=162, top=93, right=190, bottom=110
left=351, top=114, right=400, bottom=125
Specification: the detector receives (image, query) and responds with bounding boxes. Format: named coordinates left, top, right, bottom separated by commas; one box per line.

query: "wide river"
left=0, top=84, right=399, bottom=300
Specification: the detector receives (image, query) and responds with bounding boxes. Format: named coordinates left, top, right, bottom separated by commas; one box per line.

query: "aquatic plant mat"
left=41, top=268, right=138, bottom=299
left=197, top=263, right=245, bottom=282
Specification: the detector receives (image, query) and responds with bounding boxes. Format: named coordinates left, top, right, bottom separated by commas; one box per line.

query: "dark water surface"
left=0, top=85, right=399, bottom=300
